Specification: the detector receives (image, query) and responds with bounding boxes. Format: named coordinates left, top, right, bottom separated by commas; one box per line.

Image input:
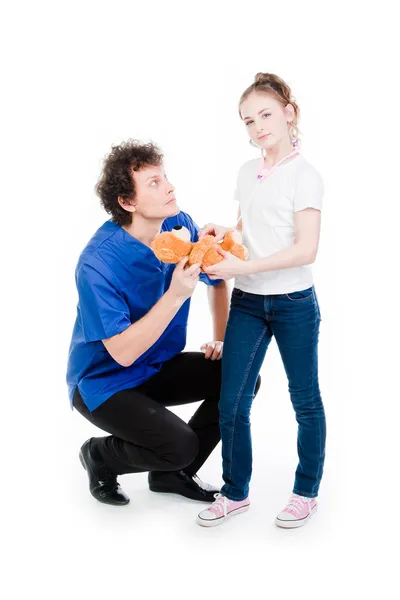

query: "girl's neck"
left=263, top=137, right=296, bottom=167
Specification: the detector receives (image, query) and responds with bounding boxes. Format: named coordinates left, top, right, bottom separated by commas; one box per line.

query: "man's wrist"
left=164, top=289, right=186, bottom=308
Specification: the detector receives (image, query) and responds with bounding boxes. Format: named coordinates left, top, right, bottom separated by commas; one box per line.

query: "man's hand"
left=169, top=257, right=201, bottom=301
left=200, top=341, right=223, bottom=360
left=198, top=223, right=228, bottom=242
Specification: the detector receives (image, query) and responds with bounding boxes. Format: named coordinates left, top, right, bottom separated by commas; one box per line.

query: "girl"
left=196, top=72, right=326, bottom=529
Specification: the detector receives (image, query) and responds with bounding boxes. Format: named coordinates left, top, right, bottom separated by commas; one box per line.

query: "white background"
left=2, top=1, right=399, bottom=598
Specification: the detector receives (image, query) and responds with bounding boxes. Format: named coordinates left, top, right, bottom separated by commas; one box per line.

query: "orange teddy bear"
left=151, top=226, right=249, bottom=272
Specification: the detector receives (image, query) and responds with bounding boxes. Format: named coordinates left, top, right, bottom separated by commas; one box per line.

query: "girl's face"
left=240, top=92, right=294, bottom=150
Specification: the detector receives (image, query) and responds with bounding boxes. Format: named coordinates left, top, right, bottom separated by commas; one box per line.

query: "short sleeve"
left=294, top=168, right=324, bottom=212
left=76, top=259, right=131, bottom=343
left=198, top=271, right=224, bottom=287
left=180, top=212, right=224, bottom=287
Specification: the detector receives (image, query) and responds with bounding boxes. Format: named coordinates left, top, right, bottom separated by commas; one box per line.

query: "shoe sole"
left=149, top=484, right=218, bottom=503
left=79, top=450, right=130, bottom=506
left=275, top=504, right=318, bottom=529
left=196, top=504, right=250, bottom=527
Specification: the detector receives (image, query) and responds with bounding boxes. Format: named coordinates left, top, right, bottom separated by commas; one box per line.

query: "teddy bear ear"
left=172, top=225, right=191, bottom=242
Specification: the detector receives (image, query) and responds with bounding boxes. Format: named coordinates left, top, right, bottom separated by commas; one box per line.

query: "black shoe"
left=148, top=470, right=220, bottom=502
left=79, top=439, right=130, bottom=506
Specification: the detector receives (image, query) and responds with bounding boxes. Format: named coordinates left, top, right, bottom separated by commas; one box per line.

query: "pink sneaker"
left=196, top=493, right=250, bottom=527
left=275, top=493, right=318, bottom=528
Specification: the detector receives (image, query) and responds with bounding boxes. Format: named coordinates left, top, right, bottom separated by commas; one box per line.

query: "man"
left=67, top=139, right=260, bottom=507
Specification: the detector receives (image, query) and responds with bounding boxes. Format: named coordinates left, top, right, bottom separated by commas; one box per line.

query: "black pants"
left=74, top=352, right=261, bottom=477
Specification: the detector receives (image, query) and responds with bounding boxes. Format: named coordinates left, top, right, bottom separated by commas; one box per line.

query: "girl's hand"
left=203, top=248, right=252, bottom=281
left=198, top=223, right=228, bottom=242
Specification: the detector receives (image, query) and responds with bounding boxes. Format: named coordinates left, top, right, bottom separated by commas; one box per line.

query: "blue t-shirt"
left=66, top=211, right=221, bottom=412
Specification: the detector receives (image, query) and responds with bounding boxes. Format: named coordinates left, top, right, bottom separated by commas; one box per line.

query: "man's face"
left=130, top=164, right=179, bottom=220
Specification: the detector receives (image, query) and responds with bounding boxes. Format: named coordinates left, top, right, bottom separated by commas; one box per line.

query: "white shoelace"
left=286, top=495, right=311, bottom=515
left=210, top=493, right=229, bottom=516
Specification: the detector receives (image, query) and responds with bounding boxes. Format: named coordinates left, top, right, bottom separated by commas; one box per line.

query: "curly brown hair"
left=239, top=73, right=301, bottom=144
left=95, top=139, right=164, bottom=226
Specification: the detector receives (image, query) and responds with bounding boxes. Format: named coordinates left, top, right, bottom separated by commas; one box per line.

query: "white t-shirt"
left=234, top=154, right=324, bottom=295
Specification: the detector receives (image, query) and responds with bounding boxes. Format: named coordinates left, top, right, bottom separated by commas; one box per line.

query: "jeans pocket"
left=232, top=287, right=245, bottom=299
left=285, top=286, right=314, bottom=302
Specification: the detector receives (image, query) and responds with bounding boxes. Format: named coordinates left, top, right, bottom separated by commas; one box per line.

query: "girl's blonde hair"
left=239, top=73, right=300, bottom=144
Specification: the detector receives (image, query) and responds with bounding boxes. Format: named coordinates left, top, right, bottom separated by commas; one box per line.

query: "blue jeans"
left=220, top=285, right=326, bottom=501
